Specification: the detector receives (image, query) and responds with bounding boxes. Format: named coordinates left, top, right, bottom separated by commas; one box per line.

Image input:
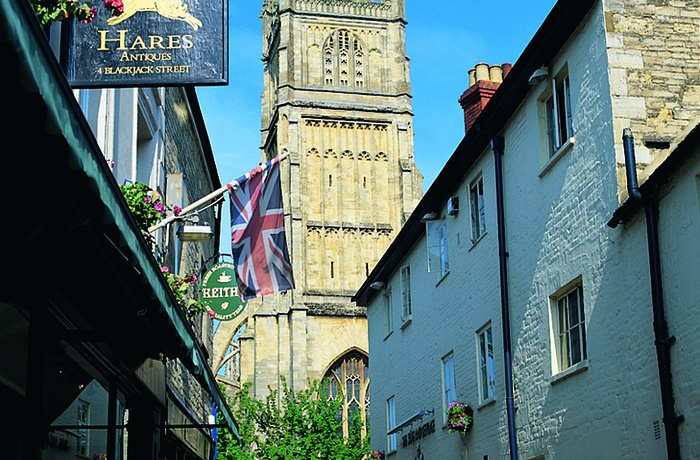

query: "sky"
left=196, top=0, right=558, bottom=252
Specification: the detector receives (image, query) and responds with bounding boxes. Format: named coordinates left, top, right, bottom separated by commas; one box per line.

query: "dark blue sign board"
left=66, top=0, right=227, bottom=87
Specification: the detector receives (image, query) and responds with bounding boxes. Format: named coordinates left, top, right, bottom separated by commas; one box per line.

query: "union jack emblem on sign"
left=227, top=156, right=295, bottom=300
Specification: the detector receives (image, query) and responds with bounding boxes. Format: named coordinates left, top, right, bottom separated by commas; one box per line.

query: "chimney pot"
left=502, top=62, right=512, bottom=78
left=489, top=64, right=503, bottom=83
left=475, top=62, right=489, bottom=82
left=468, top=68, right=477, bottom=87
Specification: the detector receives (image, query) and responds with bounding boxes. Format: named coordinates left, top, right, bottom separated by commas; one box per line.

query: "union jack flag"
left=227, top=156, right=295, bottom=300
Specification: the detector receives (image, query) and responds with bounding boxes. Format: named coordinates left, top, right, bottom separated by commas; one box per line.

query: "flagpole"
left=148, top=152, right=290, bottom=233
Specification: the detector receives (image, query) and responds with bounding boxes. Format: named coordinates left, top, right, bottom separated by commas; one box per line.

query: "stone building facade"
left=214, top=0, right=422, bottom=438
left=354, top=0, right=700, bottom=459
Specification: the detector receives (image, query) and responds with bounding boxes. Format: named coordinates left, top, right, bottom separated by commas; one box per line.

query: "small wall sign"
left=200, top=262, right=246, bottom=321
left=402, top=419, right=436, bottom=448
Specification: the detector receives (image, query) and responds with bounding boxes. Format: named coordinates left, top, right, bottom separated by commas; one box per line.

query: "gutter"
left=491, top=136, right=519, bottom=460
left=612, top=129, right=683, bottom=460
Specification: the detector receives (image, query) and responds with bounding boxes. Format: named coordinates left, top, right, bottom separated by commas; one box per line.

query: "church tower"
left=217, top=0, right=422, bottom=437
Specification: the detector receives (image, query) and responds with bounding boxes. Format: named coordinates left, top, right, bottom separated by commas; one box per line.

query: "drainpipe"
left=492, top=135, right=519, bottom=460
left=622, top=128, right=683, bottom=460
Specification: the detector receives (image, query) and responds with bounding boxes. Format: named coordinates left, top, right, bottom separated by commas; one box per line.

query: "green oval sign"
left=200, top=262, right=247, bottom=321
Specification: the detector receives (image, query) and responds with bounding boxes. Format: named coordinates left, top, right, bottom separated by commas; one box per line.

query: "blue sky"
left=198, top=0, right=558, bottom=188
left=197, top=0, right=557, bottom=252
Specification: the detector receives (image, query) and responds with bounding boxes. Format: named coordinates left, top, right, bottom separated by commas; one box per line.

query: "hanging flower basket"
left=161, top=266, right=208, bottom=320
left=30, top=0, right=124, bottom=25
left=119, top=181, right=177, bottom=245
left=446, top=401, right=473, bottom=434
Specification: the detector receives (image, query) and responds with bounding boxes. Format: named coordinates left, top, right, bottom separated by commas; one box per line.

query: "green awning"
left=1, top=0, right=240, bottom=443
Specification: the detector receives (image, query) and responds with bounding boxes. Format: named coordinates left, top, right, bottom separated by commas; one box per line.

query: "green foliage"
left=30, top=0, right=94, bottom=25
left=29, top=0, right=124, bottom=25
left=119, top=181, right=205, bottom=320
left=217, top=378, right=371, bottom=460
left=119, top=181, right=172, bottom=245
left=161, top=267, right=210, bottom=321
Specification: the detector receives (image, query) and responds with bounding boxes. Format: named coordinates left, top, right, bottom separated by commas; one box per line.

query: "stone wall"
left=605, top=0, right=700, bottom=191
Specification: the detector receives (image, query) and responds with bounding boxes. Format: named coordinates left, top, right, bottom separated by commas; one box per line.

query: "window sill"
left=435, top=271, right=450, bottom=287
left=539, top=136, right=575, bottom=177
left=550, top=359, right=589, bottom=385
left=384, top=330, right=393, bottom=341
left=477, top=397, right=496, bottom=410
left=400, top=318, right=412, bottom=330
left=386, top=449, right=398, bottom=457
left=469, top=231, right=487, bottom=250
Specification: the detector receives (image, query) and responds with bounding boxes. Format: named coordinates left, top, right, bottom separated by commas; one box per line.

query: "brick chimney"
left=458, top=62, right=511, bottom=134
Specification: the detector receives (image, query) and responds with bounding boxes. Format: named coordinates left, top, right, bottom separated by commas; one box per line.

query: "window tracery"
left=323, top=29, right=365, bottom=89
left=324, top=350, right=369, bottom=438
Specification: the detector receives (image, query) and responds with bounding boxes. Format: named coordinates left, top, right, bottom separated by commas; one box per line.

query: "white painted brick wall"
left=367, top=2, right=700, bottom=459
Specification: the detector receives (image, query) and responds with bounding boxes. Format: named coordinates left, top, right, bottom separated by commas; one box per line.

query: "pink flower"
left=207, top=310, right=216, bottom=318
left=104, top=0, right=124, bottom=16
left=161, top=266, right=169, bottom=273
left=173, top=206, right=182, bottom=216
left=154, top=203, right=166, bottom=215
left=75, top=4, right=97, bottom=23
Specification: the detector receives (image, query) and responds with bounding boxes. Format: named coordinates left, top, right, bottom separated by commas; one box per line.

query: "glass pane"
left=564, top=76, right=573, bottom=138
left=479, top=333, right=488, bottom=397
left=556, top=78, right=568, bottom=145
left=546, top=96, right=556, bottom=155
left=486, top=328, right=495, bottom=398
left=470, top=184, right=479, bottom=238
left=570, top=326, right=581, bottom=364
left=568, top=290, right=579, bottom=325
left=558, top=299, right=567, bottom=334
left=478, top=181, right=486, bottom=235
left=559, top=332, right=568, bottom=369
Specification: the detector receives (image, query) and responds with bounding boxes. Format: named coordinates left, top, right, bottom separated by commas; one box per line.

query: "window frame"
left=426, top=219, right=449, bottom=280
left=477, top=324, right=496, bottom=403
left=550, top=280, right=587, bottom=375
left=400, top=265, right=412, bottom=323
left=76, top=399, right=90, bottom=456
left=383, top=288, right=393, bottom=337
left=325, top=351, right=370, bottom=439
left=469, top=175, right=486, bottom=243
left=387, top=396, right=397, bottom=453
left=442, top=352, right=456, bottom=422
left=539, top=66, right=574, bottom=164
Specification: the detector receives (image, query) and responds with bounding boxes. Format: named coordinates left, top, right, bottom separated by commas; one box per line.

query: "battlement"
left=290, top=0, right=394, bottom=19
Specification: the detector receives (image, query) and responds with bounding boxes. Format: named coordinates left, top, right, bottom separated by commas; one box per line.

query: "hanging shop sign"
left=200, top=262, right=246, bottom=321
left=65, top=0, right=228, bottom=87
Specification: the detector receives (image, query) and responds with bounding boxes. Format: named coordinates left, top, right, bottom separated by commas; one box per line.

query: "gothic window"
left=216, top=322, right=246, bottom=383
left=325, top=350, right=370, bottom=439
left=323, top=29, right=366, bottom=89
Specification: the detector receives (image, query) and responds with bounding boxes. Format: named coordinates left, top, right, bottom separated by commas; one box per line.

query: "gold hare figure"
left=107, top=0, right=203, bottom=30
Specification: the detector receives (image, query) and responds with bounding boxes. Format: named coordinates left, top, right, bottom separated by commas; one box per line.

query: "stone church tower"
left=214, top=0, right=421, bottom=436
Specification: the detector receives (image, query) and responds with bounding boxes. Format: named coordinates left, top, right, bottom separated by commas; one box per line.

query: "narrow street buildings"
left=354, top=1, right=700, bottom=458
